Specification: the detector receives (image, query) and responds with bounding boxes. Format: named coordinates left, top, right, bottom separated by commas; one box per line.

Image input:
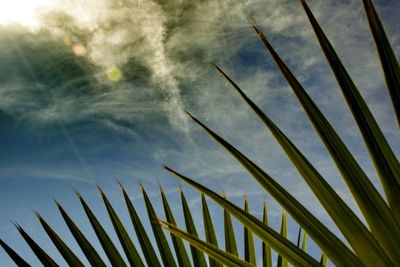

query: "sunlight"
left=0, top=0, right=55, bottom=28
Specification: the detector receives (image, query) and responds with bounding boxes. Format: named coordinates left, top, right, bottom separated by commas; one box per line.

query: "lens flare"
left=106, top=66, right=123, bottom=82
left=72, top=44, right=87, bottom=57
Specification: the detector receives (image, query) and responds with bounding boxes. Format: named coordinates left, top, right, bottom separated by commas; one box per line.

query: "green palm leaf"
left=180, top=187, right=208, bottom=267
left=15, top=224, right=59, bottom=267
left=160, top=187, right=192, bottom=267
left=362, top=0, right=400, bottom=127
left=213, top=63, right=391, bottom=266
left=161, top=221, right=255, bottom=267
left=165, top=166, right=323, bottom=267
left=120, top=184, right=162, bottom=267
left=56, top=201, right=107, bottom=267
left=302, top=0, right=400, bottom=225
left=301, top=231, right=307, bottom=252
left=182, top=113, right=362, bottom=266
left=244, top=197, right=256, bottom=265
left=276, top=211, right=288, bottom=267
left=0, top=239, right=31, bottom=267
left=98, top=187, right=145, bottom=267
left=201, top=194, right=222, bottom=267
left=142, top=186, right=178, bottom=267
left=262, top=202, right=272, bottom=267
left=295, top=226, right=301, bottom=248
left=300, top=0, right=400, bottom=260
left=320, top=253, right=328, bottom=267
left=223, top=196, right=238, bottom=257
left=36, top=212, right=84, bottom=267
left=76, top=192, right=127, bottom=267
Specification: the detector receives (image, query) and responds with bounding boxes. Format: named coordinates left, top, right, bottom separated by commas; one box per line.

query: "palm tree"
left=2, top=0, right=400, bottom=266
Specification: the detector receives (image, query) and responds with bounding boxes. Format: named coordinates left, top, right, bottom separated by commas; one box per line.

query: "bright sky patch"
left=0, top=0, right=55, bottom=28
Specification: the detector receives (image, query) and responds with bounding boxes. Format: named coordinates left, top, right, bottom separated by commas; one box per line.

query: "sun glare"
left=0, top=0, right=55, bottom=28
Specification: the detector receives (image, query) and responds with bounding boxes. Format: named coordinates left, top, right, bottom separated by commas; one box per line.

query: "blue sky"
left=0, top=0, right=399, bottom=266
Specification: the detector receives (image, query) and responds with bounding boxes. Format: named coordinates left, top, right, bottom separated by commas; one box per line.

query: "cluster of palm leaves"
left=2, top=0, right=400, bottom=266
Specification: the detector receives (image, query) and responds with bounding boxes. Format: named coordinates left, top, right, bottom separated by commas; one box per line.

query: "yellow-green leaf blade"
left=142, top=186, right=178, bottom=267
left=252, top=11, right=400, bottom=263
left=161, top=221, right=255, bottom=267
left=277, top=211, right=288, bottom=267
left=99, top=188, right=145, bottom=267
left=224, top=202, right=238, bottom=257
left=183, top=114, right=362, bottom=267
left=244, top=198, right=256, bottom=265
left=120, top=185, right=162, bottom=267
left=165, top=166, right=323, bottom=267
left=213, top=64, right=389, bottom=266
left=202, top=194, right=222, bottom=267
left=301, top=231, right=307, bottom=252
left=77, top=192, right=127, bottom=267
left=320, top=253, right=328, bottom=267
left=300, top=2, right=400, bottom=254
left=262, top=203, right=272, bottom=267
left=160, top=187, right=192, bottom=267
left=362, top=0, right=400, bottom=126
left=180, top=188, right=208, bottom=267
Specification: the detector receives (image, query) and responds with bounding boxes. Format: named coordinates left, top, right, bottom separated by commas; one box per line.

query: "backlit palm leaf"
left=161, top=187, right=192, bottom=267
left=243, top=197, right=256, bottom=265
left=201, top=194, right=222, bottom=267
left=262, top=202, right=273, bottom=267
left=180, top=187, right=208, bottom=267
left=276, top=211, right=288, bottom=267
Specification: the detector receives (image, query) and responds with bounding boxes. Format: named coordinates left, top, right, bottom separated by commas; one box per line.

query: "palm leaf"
left=276, top=211, right=288, bottom=267
left=300, top=0, right=400, bottom=239
left=182, top=113, right=362, bottom=267
left=201, top=194, right=222, bottom=267
left=250, top=17, right=399, bottom=265
left=180, top=187, right=208, bottom=267
left=15, top=224, right=59, bottom=267
left=56, top=201, right=107, bottom=267
left=362, top=0, right=400, bottom=126
left=213, top=64, right=390, bottom=266
left=161, top=221, right=255, bottom=267
left=76, top=192, right=127, bottom=267
left=36, top=212, right=84, bottom=267
left=142, top=186, right=178, bottom=267
left=160, top=186, right=192, bottom=267
left=0, top=239, right=31, bottom=267
left=320, top=253, right=328, bottom=267
left=120, top=184, right=162, bottom=267
left=301, top=231, right=307, bottom=252
left=244, top=197, right=256, bottom=265
left=165, top=166, right=323, bottom=267
left=98, top=187, right=145, bottom=267
left=262, top=203, right=272, bottom=267
left=296, top=226, right=302, bottom=248
left=223, top=196, right=238, bottom=257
